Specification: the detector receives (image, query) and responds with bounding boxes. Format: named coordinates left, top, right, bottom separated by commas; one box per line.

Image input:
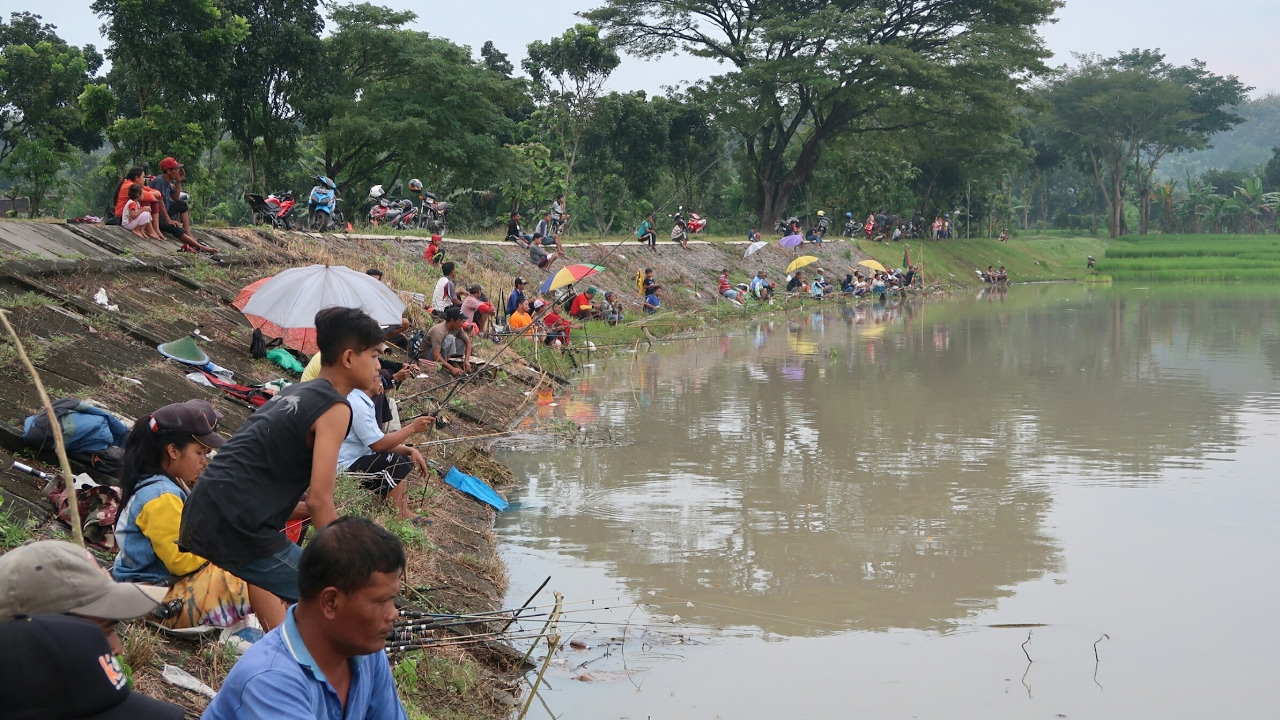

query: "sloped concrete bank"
left=0, top=220, right=557, bottom=718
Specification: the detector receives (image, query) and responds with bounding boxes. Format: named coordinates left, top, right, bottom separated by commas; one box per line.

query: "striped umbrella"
left=539, top=264, right=604, bottom=293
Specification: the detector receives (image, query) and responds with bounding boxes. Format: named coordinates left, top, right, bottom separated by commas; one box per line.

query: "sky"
left=21, top=0, right=1280, bottom=97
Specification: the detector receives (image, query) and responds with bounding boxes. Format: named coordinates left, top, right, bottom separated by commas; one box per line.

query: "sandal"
left=411, top=516, right=434, bottom=526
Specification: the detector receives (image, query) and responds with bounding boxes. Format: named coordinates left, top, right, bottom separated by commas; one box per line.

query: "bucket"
left=536, top=387, right=554, bottom=405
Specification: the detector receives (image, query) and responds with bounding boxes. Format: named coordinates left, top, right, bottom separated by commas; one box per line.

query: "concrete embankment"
left=0, top=220, right=545, bottom=717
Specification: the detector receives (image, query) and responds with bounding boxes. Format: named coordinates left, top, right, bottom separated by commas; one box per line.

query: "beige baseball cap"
left=0, top=541, right=167, bottom=620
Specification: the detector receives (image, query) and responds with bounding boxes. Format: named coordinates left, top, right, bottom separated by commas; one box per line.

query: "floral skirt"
left=160, top=563, right=253, bottom=629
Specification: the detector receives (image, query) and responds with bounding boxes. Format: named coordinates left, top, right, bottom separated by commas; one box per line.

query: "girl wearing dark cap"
left=112, top=400, right=284, bottom=632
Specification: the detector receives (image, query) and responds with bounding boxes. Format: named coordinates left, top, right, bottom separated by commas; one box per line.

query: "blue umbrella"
left=443, top=467, right=509, bottom=511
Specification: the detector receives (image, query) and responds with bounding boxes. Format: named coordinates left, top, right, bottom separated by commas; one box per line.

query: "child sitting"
left=114, top=400, right=285, bottom=631
left=120, top=184, right=153, bottom=239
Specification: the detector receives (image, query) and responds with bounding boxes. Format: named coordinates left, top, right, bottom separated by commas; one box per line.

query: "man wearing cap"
left=0, top=539, right=168, bottom=654
left=0, top=614, right=184, bottom=719
left=570, top=287, right=601, bottom=320
left=423, top=306, right=472, bottom=377
left=151, top=157, right=214, bottom=253
left=506, top=277, right=527, bottom=317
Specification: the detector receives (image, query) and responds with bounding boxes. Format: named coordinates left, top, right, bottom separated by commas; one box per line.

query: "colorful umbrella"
left=780, top=234, right=804, bottom=249
left=859, top=259, right=887, bottom=273
left=787, top=255, right=819, bottom=274
left=232, top=276, right=271, bottom=311
left=239, top=265, right=406, bottom=354
left=539, top=264, right=604, bottom=293
left=744, top=241, right=768, bottom=258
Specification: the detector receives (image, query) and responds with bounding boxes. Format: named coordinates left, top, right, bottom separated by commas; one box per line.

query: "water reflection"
left=497, top=286, right=1276, bottom=636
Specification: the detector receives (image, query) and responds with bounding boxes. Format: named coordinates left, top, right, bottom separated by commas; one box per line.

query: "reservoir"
left=496, top=284, right=1280, bottom=718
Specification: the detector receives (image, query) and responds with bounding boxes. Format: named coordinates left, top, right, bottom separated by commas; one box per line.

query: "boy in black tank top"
left=179, top=307, right=385, bottom=604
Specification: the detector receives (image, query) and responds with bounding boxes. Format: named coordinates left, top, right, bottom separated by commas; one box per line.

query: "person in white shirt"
left=338, top=375, right=435, bottom=523
left=431, top=261, right=459, bottom=315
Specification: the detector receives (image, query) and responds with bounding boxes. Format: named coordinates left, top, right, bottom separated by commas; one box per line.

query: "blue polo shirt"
left=201, top=607, right=406, bottom=720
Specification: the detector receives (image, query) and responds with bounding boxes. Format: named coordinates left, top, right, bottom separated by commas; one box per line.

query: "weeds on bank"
left=333, top=474, right=435, bottom=551
left=395, top=650, right=496, bottom=720
left=0, top=498, right=36, bottom=550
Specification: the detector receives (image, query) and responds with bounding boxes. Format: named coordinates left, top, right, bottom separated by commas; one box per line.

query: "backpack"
left=406, top=329, right=426, bottom=361
left=250, top=328, right=267, bottom=359
left=561, top=293, right=575, bottom=313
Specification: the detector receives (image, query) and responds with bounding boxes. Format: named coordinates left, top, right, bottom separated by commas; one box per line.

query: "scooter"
left=369, top=186, right=413, bottom=228
left=245, top=190, right=296, bottom=230
left=307, top=176, right=343, bottom=232
left=674, top=206, right=707, bottom=234
left=843, top=213, right=858, bottom=237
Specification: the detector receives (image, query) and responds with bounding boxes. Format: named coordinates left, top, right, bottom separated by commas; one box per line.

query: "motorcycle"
left=673, top=206, right=707, bottom=234
left=245, top=189, right=296, bottom=230
left=843, top=213, right=858, bottom=237
left=775, top=215, right=801, bottom=236
left=415, top=191, right=451, bottom=235
left=306, top=176, right=343, bottom=232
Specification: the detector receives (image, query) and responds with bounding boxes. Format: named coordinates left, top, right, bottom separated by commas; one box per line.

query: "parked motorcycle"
left=307, top=176, right=343, bottom=232
left=413, top=187, right=451, bottom=235
left=775, top=215, right=801, bottom=236
left=672, top=206, right=707, bottom=234
left=245, top=189, right=296, bottom=230
left=843, top=212, right=858, bottom=237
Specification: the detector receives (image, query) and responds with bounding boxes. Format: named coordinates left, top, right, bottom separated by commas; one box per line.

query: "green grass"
left=855, top=235, right=1105, bottom=286
left=1097, top=233, right=1280, bottom=281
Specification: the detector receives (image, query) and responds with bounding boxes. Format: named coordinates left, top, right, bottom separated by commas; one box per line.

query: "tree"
left=91, top=0, right=248, bottom=167
left=0, top=13, right=105, bottom=215
left=219, top=0, right=323, bottom=192
left=575, top=91, right=669, bottom=234
left=586, top=0, right=1058, bottom=226
left=305, top=4, right=516, bottom=213
left=1125, top=52, right=1248, bottom=234
left=1045, top=55, right=1185, bottom=238
left=1263, top=147, right=1280, bottom=193
left=523, top=24, right=620, bottom=193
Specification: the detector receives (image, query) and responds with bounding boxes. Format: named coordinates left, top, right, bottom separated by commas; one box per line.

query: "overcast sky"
left=24, top=0, right=1280, bottom=97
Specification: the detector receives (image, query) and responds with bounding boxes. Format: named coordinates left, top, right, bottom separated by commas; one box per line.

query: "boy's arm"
left=306, top=403, right=351, bottom=530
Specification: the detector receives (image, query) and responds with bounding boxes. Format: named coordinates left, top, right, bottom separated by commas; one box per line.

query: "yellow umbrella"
left=787, top=255, right=819, bottom=273
left=858, top=259, right=887, bottom=272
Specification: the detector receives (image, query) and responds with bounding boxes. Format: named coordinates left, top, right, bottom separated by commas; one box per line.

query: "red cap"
left=431, top=234, right=441, bottom=242
left=159, top=157, right=183, bottom=171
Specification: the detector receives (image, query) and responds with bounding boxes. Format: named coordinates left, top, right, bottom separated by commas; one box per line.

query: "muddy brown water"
left=495, top=284, right=1280, bottom=718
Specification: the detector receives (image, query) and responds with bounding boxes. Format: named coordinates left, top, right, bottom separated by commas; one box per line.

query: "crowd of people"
left=110, top=157, right=217, bottom=254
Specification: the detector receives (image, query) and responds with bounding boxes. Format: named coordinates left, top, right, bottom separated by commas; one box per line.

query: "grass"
left=1096, top=233, right=1280, bottom=281
left=0, top=497, right=37, bottom=550
left=855, top=234, right=1106, bottom=286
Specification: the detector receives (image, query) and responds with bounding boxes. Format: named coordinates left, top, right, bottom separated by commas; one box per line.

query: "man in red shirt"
left=537, top=299, right=575, bottom=347
left=569, top=287, right=601, bottom=320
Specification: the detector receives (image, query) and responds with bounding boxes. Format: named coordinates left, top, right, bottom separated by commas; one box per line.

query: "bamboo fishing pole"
left=0, top=310, right=84, bottom=548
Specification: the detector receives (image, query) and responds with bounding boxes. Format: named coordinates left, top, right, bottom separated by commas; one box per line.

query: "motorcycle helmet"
left=846, top=212, right=853, bottom=218
left=178, top=192, right=190, bottom=203
left=408, top=179, right=423, bottom=192
left=816, top=210, right=825, bottom=217
left=368, top=184, right=385, bottom=199
left=400, top=199, right=413, bottom=209
left=318, top=175, right=336, bottom=190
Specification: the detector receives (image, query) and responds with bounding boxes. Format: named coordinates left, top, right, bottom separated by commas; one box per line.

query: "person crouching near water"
left=113, top=399, right=287, bottom=631
left=339, top=372, right=436, bottom=525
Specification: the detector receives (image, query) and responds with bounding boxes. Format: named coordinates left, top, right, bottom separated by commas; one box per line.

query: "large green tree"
left=305, top=4, right=516, bottom=213
left=524, top=24, right=620, bottom=194
left=585, top=0, right=1058, bottom=225
left=0, top=13, right=105, bottom=216
left=91, top=0, right=247, bottom=167
left=220, top=0, right=323, bottom=192
left=1044, top=51, right=1247, bottom=238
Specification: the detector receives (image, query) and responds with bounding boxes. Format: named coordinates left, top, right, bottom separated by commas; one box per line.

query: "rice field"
left=1095, top=234, right=1280, bottom=281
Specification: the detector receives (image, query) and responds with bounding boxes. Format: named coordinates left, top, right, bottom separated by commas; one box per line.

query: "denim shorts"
left=222, top=543, right=303, bottom=603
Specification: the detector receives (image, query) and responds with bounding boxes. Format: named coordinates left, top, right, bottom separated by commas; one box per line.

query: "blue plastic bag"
left=443, top=467, right=509, bottom=511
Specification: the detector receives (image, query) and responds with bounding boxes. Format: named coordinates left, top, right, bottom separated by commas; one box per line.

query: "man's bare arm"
left=306, top=404, right=350, bottom=530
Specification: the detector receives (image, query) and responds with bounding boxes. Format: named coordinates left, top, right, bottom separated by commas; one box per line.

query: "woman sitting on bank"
left=112, top=400, right=286, bottom=631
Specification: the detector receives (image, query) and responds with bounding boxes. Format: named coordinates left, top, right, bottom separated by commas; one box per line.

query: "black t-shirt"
left=150, top=175, right=175, bottom=215
left=179, top=379, right=349, bottom=564
left=787, top=276, right=803, bottom=291
left=507, top=219, right=521, bottom=237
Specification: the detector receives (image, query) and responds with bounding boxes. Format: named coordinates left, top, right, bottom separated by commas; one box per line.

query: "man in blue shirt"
left=505, top=277, right=526, bottom=317
left=644, top=285, right=662, bottom=314
left=202, top=517, right=409, bottom=720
